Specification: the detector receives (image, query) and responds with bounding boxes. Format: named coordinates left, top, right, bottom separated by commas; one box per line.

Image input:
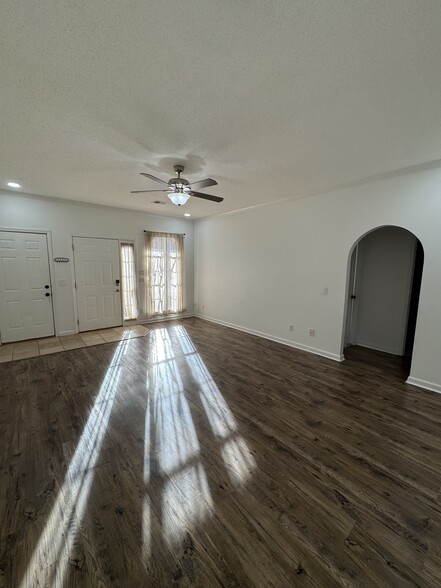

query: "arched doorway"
left=342, top=226, right=424, bottom=376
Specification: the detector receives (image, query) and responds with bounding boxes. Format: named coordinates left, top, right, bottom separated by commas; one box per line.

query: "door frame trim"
left=0, top=227, right=57, bottom=343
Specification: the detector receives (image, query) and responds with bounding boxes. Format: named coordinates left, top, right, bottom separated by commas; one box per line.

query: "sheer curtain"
left=145, top=231, right=186, bottom=318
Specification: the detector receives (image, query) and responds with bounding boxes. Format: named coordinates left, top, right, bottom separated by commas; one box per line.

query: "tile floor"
left=0, top=325, right=150, bottom=363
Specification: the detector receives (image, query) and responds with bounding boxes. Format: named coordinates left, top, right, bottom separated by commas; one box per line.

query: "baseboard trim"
left=354, top=340, right=401, bottom=356
left=57, top=329, right=77, bottom=337
left=139, top=312, right=195, bottom=325
left=195, top=314, right=343, bottom=362
left=406, top=376, right=441, bottom=395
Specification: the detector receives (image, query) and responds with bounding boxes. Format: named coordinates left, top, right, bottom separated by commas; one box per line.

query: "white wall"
left=194, top=167, right=441, bottom=394
left=0, top=192, right=194, bottom=335
left=352, top=227, right=416, bottom=355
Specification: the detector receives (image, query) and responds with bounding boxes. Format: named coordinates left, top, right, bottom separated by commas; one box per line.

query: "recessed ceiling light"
left=7, top=181, right=21, bottom=188
left=184, top=213, right=191, bottom=217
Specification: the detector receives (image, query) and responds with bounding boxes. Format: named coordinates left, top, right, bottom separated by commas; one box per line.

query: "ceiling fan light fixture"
left=132, top=164, right=223, bottom=204
left=168, top=191, right=191, bottom=206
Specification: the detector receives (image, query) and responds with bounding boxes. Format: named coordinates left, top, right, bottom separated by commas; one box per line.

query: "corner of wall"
left=406, top=376, right=441, bottom=395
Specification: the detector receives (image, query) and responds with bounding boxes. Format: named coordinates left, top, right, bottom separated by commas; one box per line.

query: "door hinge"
left=74, top=282, right=77, bottom=289
left=77, top=319, right=79, bottom=325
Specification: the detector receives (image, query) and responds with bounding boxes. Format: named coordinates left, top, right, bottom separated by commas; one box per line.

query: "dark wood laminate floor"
left=1, top=318, right=441, bottom=587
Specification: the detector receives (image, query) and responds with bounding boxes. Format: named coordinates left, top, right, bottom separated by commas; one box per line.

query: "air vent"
left=152, top=200, right=168, bottom=205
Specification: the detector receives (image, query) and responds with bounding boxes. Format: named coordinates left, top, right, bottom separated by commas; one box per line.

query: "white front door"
left=0, top=231, right=55, bottom=343
left=73, top=237, right=122, bottom=332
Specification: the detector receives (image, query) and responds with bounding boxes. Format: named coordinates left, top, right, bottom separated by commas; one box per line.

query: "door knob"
left=45, top=293, right=51, bottom=297
left=116, top=279, right=120, bottom=285
left=45, top=284, right=50, bottom=289
left=116, top=289, right=120, bottom=292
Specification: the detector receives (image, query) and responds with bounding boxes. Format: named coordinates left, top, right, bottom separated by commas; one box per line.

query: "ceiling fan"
left=131, top=164, right=223, bottom=206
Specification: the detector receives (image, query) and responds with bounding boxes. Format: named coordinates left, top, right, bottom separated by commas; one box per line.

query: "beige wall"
left=195, top=167, right=441, bottom=394
left=0, top=193, right=194, bottom=335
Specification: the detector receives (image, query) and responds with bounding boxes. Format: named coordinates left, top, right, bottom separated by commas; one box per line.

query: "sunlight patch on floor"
left=146, top=331, right=200, bottom=476
left=20, top=340, right=129, bottom=587
left=142, top=325, right=257, bottom=560
left=185, top=350, right=237, bottom=439
left=221, top=436, right=257, bottom=487
left=175, top=325, right=256, bottom=486
left=142, top=494, right=152, bottom=563
left=162, top=463, right=213, bottom=548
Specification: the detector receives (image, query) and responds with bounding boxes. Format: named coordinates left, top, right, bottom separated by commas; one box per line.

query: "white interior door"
left=344, top=244, right=359, bottom=348
left=0, top=231, right=55, bottom=343
left=73, top=237, right=122, bottom=331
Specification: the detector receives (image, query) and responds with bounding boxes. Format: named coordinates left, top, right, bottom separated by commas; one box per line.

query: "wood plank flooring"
left=1, top=317, right=441, bottom=587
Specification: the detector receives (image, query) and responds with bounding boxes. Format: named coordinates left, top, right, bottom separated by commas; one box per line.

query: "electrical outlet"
left=289, top=325, right=294, bottom=331
left=309, top=329, right=315, bottom=337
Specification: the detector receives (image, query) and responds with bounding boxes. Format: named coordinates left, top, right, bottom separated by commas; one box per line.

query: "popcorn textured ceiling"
left=1, top=1, right=441, bottom=218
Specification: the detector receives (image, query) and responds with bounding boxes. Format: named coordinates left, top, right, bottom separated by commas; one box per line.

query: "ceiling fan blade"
left=189, top=178, right=218, bottom=190
left=130, top=189, right=169, bottom=194
left=140, top=172, right=169, bottom=185
left=191, top=191, right=224, bottom=203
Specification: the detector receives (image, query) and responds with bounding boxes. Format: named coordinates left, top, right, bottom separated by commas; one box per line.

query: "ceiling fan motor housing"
left=168, top=178, right=190, bottom=189
left=169, top=165, right=189, bottom=191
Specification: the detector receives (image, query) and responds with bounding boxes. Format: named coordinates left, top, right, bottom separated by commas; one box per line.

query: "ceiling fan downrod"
left=174, top=164, right=185, bottom=178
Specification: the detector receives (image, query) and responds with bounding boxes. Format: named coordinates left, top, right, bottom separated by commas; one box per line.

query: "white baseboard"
left=57, top=329, right=77, bottom=336
left=195, top=314, right=343, bottom=362
left=354, top=340, right=401, bottom=356
left=139, top=312, right=195, bottom=325
left=406, top=376, right=441, bottom=394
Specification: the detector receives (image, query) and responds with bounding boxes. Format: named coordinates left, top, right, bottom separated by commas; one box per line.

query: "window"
left=145, top=232, right=186, bottom=318
left=120, top=242, right=137, bottom=320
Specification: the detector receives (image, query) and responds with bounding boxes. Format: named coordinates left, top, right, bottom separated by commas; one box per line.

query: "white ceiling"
left=1, top=1, right=441, bottom=219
